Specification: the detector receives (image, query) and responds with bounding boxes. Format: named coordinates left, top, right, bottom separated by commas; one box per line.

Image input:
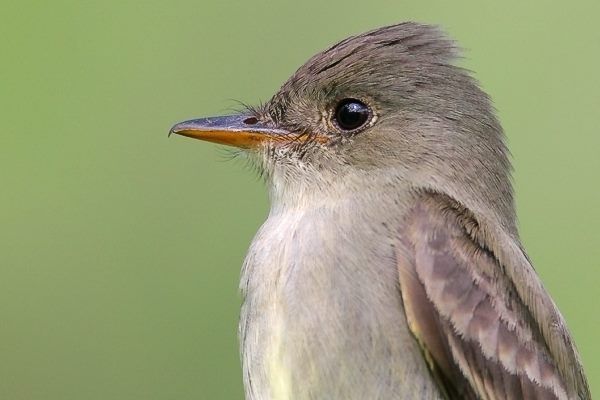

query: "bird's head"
left=171, top=22, right=514, bottom=224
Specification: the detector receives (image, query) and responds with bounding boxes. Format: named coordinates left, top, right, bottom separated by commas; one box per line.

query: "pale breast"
left=238, top=204, right=444, bottom=400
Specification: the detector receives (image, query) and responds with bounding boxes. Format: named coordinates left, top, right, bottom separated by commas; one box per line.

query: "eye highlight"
left=333, top=99, right=371, bottom=132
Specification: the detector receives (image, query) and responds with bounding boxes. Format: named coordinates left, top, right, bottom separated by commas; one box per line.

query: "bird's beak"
left=169, top=114, right=298, bottom=149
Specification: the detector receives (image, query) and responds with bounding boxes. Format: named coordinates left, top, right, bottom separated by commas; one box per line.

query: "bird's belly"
left=239, top=208, right=443, bottom=400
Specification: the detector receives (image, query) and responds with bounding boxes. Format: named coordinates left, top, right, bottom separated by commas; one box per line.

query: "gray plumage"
left=173, top=22, right=590, bottom=399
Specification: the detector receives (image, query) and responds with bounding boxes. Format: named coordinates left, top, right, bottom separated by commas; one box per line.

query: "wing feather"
left=396, top=193, right=589, bottom=399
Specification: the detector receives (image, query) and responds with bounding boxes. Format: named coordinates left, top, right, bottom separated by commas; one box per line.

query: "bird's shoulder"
left=394, top=191, right=590, bottom=400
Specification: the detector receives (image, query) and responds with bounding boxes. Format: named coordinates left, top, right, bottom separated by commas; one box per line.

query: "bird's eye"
left=334, top=99, right=371, bottom=132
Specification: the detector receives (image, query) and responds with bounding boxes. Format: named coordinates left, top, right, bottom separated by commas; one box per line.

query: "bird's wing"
left=396, top=192, right=590, bottom=400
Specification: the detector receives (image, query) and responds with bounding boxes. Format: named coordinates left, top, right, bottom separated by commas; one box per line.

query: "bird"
left=170, top=22, right=590, bottom=400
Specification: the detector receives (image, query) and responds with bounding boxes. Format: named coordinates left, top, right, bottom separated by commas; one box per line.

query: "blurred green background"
left=1, top=1, right=598, bottom=398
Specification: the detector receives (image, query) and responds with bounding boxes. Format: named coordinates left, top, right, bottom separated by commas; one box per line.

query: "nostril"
left=243, top=116, right=258, bottom=125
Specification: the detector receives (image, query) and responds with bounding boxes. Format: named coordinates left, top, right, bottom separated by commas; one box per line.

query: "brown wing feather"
left=396, top=193, right=589, bottom=400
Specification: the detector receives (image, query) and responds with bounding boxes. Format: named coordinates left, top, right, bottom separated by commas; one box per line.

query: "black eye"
left=334, top=99, right=371, bottom=132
